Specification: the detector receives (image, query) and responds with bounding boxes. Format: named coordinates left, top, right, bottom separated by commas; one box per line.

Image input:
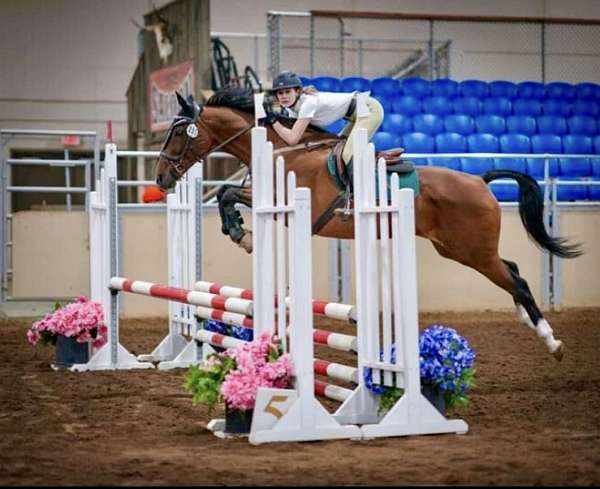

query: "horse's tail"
left=482, top=170, right=583, bottom=259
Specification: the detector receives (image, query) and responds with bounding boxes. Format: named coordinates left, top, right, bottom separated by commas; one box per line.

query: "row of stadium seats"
left=372, top=132, right=600, bottom=174
left=370, top=96, right=600, bottom=119
left=300, top=76, right=600, bottom=101
left=376, top=114, right=600, bottom=137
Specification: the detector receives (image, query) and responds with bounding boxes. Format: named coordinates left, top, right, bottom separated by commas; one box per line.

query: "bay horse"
left=155, top=88, right=583, bottom=361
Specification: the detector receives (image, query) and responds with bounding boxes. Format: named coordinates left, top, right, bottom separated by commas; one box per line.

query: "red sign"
left=148, top=60, right=195, bottom=132
left=61, top=135, right=80, bottom=146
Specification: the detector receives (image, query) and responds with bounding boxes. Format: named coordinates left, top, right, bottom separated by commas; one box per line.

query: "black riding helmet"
left=270, top=71, right=303, bottom=92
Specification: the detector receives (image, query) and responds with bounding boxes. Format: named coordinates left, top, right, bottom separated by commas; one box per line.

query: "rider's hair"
left=301, top=85, right=318, bottom=95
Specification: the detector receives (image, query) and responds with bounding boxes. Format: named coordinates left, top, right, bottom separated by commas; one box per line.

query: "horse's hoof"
left=238, top=232, right=253, bottom=253
left=551, top=341, right=564, bottom=362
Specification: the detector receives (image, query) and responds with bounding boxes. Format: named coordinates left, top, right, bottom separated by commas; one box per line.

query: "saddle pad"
left=326, top=152, right=420, bottom=198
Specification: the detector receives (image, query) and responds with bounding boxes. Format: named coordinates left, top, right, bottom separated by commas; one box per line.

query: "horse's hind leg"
left=501, top=259, right=564, bottom=361
left=431, top=242, right=563, bottom=361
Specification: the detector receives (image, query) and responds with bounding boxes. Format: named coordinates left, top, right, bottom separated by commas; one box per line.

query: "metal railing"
left=0, top=129, right=101, bottom=303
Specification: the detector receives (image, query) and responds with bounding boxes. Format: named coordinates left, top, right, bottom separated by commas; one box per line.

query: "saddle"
left=332, top=140, right=414, bottom=190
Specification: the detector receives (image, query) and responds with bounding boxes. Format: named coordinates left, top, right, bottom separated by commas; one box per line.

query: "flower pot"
left=55, top=335, right=89, bottom=369
left=422, top=383, right=445, bottom=415
left=224, top=405, right=253, bottom=434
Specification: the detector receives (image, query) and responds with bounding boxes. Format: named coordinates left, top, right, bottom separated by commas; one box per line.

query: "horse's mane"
left=205, top=86, right=332, bottom=135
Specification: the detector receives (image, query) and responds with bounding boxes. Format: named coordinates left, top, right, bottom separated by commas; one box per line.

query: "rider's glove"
left=259, top=103, right=279, bottom=126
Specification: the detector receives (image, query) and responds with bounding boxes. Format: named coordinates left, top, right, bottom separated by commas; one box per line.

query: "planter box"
left=54, top=335, right=89, bottom=369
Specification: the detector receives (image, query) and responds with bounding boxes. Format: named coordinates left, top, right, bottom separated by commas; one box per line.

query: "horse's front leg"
left=216, top=185, right=253, bottom=253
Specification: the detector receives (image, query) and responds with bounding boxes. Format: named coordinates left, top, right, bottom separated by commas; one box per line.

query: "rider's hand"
left=259, top=104, right=279, bottom=126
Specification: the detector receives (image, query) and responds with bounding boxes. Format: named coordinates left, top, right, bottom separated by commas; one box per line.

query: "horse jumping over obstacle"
left=154, top=88, right=583, bottom=361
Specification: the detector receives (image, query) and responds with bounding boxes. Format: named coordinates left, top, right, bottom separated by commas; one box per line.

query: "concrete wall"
left=12, top=206, right=599, bottom=316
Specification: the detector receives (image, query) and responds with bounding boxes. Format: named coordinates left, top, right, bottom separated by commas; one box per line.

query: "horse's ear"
left=176, top=91, right=188, bottom=109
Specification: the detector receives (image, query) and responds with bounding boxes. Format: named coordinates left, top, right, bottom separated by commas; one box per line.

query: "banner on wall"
left=148, top=60, right=195, bottom=132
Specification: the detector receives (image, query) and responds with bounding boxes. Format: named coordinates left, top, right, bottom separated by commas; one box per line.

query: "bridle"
left=159, top=110, right=253, bottom=181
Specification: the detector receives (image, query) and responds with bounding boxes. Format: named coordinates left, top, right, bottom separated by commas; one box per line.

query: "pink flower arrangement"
left=220, top=331, right=294, bottom=411
left=184, top=331, right=295, bottom=413
left=26, top=296, right=107, bottom=349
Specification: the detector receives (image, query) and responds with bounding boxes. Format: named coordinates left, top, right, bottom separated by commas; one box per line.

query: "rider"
left=262, top=71, right=384, bottom=169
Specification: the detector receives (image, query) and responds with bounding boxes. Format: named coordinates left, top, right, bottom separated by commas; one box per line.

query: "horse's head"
left=155, top=92, right=212, bottom=190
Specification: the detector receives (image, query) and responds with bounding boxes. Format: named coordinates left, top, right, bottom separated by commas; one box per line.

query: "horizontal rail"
left=0, top=128, right=97, bottom=137
left=6, top=186, right=87, bottom=193
left=6, top=158, right=90, bottom=167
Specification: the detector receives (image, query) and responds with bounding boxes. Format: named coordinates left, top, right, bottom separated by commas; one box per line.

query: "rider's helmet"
left=270, top=71, right=303, bottom=92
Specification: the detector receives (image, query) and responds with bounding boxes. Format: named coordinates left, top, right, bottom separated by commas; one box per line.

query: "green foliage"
left=443, top=367, right=477, bottom=412
left=183, top=354, right=236, bottom=415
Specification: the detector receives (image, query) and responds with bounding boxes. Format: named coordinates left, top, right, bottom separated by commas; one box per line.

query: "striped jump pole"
left=194, top=280, right=356, bottom=322
left=194, top=306, right=357, bottom=353
left=196, top=330, right=357, bottom=391
left=109, top=277, right=253, bottom=316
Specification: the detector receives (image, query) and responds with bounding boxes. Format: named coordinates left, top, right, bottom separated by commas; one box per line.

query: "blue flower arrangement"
left=203, top=319, right=254, bottom=342
left=364, top=324, right=476, bottom=414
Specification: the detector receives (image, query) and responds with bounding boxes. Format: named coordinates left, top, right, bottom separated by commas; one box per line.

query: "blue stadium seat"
left=575, top=82, right=600, bottom=100
left=571, top=100, right=599, bottom=117
left=537, top=115, right=568, bottom=135
left=402, top=132, right=435, bottom=153
left=444, top=114, right=475, bottom=136
left=467, top=133, right=499, bottom=152
left=475, top=115, right=506, bottom=135
left=453, top=97, right=482, bottom=116
left=517, top=81, right=544, bottom=99
left=557, top=177, right=589, bottom=201
left=463, top=133, right=498, bottom=174
left=371, top=77, right=401, bottom=97
left=431, top=78, right=459, bottom=98
left=489, top=80, right=518, bottom=99
left=506, top=115, right=536, bottom=136
left=412, top=114, right=444, bottom=135
left=483, top=97, right=512, bottom=116
left=382, top=113, right=412, bottom=135
left=545, top=81, right=575, bottom=101
left=372, top=132, right=402, bottom=151
left=299, top=76, right=312, bottom=87
left=513, top=98, right=543, bottom=117
left=589, top=177, right=600, bottom=200
left=528, top=134, right=561, bottom=177
left=422, top=96, right=453, bottom=116
left=325, top=119, right=346, bottom=135
left=593, top=135, right=600, bottom=178
left=560, top=135, right=593, bottom=177
left=392, top=95, right=422, bottom=115
left=435, top=132, right=467, bottom=152
left=373, top=96, right=393, bottom=114
left=490, top=180, right=519, bottom=201
left=340, top=76, right=371, bottom=92
left=459, top=79, right=489, bottom=98
left=311, top=76, right=341, bottom=92
left=542, top=99, right=572, bottom=117
left=567, top=116, right=597, bottom=136
left=433, top=158, right=463, bottom=171
left=497, top=133, right=530, bottom=172
left=434, top=133, right=466, bottom=170
left=401, top=77, right=431, bottom=98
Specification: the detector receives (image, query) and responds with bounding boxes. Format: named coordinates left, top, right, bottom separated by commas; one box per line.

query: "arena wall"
left=11, top=207, right=599, bottom=316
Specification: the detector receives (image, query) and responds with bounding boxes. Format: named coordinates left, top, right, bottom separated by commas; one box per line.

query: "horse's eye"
left=175, top=128, right=183, bottom=135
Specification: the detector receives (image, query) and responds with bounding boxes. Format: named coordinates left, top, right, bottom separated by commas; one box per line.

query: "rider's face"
left=276, top=88, right=300, bottom=108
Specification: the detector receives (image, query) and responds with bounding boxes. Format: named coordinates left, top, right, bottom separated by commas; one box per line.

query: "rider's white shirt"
left=286, top=91, right=356, bottom=128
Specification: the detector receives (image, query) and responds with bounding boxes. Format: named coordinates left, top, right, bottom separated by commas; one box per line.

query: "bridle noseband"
left=159, top=106, right=253, bottom=181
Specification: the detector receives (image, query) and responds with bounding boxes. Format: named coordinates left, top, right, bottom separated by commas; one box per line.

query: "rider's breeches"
left=340, top=96, right=384, bottom=165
